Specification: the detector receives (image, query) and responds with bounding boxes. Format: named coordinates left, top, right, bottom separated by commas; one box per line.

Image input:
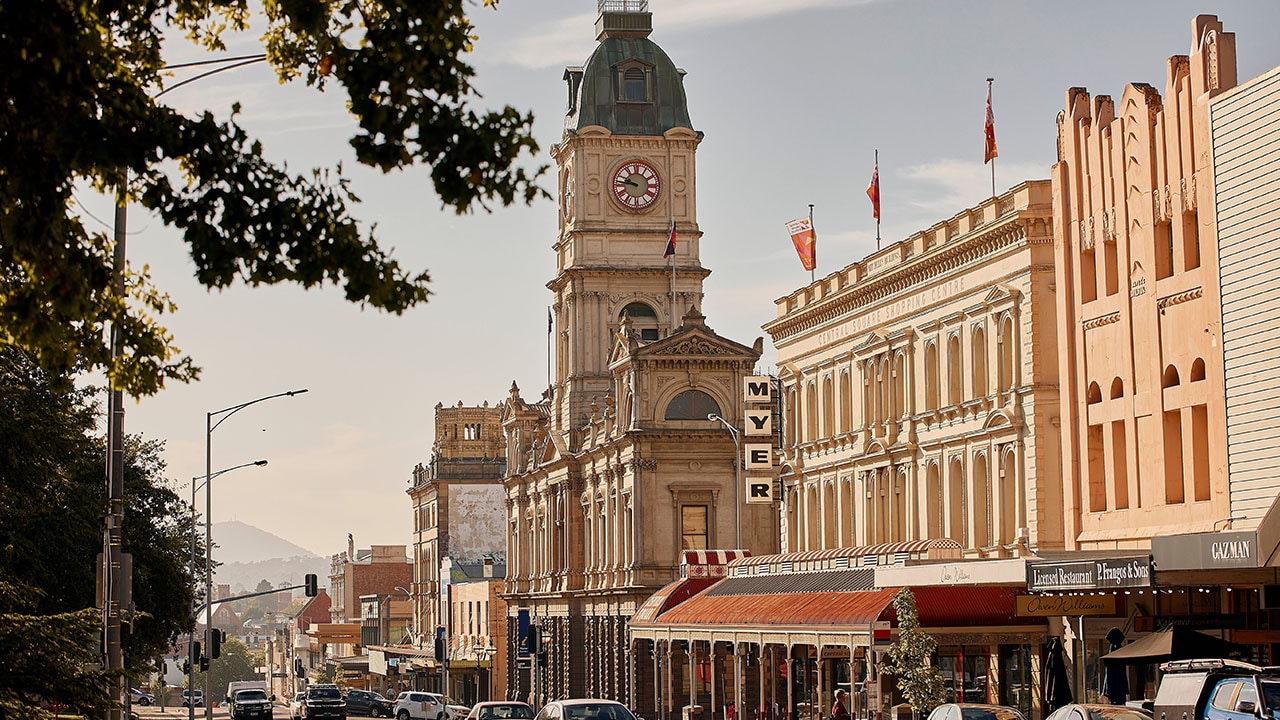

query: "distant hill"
left=210, top=521, right=331, bottom=594
left=212, top=520, right=320, bottom=564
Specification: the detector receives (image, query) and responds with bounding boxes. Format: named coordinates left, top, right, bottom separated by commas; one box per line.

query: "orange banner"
left=786, top=217, right=816, bottom=271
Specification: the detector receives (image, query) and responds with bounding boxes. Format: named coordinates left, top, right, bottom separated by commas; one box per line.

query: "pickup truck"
left=1154, top=659, right=1280, bottom=720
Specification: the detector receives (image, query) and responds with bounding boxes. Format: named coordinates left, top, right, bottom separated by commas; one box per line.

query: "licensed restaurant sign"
left=1026, top=557, right=1152, bottom=591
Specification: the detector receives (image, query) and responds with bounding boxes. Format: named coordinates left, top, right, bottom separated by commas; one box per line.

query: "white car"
left=437, top=696, right=470, bottom=720
left=289, top=692, right=305, bottom=720
left=533, top=700, right=637, bottom=720
left=393, top=691, right=445, bottom=720
left=129, top=688, right=155, bottom=706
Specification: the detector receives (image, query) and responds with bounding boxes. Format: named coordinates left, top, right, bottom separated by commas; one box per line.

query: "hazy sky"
left=76, top=1, right=1280, bottom=557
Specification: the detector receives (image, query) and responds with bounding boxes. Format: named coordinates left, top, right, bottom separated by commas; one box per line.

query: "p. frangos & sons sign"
left=1027, top=557, right=1152, bottom=591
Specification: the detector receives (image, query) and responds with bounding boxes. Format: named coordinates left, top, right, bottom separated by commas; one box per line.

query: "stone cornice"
left=765, top=220, right=1028, bottom=343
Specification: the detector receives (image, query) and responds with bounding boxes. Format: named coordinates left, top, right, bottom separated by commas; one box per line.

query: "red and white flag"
left=866, top=160, right=880, bottom=222
left=984, top=83, right=999, bottom=164
left=663, top=218, right=677, bottom=258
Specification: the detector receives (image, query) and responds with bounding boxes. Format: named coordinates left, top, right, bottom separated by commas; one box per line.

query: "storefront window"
left=937, top=646, right=990, bottom=704
left=999, top=645, right=1032, bottom=716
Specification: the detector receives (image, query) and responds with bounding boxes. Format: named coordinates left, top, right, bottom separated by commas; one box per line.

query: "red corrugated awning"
left=631, top=576, right=719, bottom=626
left=633, top=581, right=1040, bottom=631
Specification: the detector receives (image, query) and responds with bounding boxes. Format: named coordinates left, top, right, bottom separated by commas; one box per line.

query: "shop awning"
left=632, top=576, right=719, bottom=626
left=1102, top=626, right=1247, bottom=665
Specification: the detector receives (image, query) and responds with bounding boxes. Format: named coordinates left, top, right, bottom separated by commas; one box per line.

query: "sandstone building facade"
left=1051, top=15, right=1236, bottom=550
left=499, top=3, right=777, bottom=711
left=408, top=401, right=506, bottom=683
left=762, top=182, right=1063, bottom=556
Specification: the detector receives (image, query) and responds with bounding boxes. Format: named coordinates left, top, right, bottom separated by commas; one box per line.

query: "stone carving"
left=667, top=337, right=732, bottom=355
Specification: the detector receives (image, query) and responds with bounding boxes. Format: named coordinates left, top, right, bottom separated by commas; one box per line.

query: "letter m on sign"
left=743, top=376, right=773, bottom=404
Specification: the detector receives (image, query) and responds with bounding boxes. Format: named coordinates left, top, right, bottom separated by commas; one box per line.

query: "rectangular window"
left=681, top=505, right=709, bottom=550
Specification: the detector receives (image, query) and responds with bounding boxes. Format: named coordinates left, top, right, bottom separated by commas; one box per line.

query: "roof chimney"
left=596, top=0, right=652, bottom=40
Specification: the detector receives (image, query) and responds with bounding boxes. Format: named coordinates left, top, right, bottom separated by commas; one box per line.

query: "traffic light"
left=183, top=660, right=191, bottom=675
left=200, top=657, right=209, bottom=671
left=210, top=629, right=224, bottom=659
left=304, top=574, right=318, bottom=597
left=295, top=658, right=305, bottom=677
left=433, top=627, right=446, bottom=661
left=190, top=641, right=201, bottom=663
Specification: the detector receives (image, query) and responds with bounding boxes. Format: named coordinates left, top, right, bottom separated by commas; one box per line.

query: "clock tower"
left=549, top=1, right=707, bottom=433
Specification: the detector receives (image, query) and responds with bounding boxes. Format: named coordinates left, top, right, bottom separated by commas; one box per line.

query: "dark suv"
left=1154, top=660, right=1280, bottom=720
left=229, top=689, right=275, bottom=720
left=346, top=690, right=393, bottom=718
left=302, top=684, right=347, bottom=720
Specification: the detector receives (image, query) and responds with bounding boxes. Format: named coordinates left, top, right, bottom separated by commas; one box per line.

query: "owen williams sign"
left=1026, top=557, right=1152, bottom=591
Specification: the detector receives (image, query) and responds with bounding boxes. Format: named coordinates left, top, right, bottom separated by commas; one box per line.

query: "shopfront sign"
left=1015, top=594, right=1117, bottom=617
left=1151, top=530, right=1259, bottom=571
left=1026, top=557, right=1152, bottom=591
left=369, top=649, right=387, bottom=676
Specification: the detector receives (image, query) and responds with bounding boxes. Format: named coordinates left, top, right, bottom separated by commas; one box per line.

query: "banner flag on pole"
left=663, top=218, right=677, bottom=258
left=786, top=217, right=817, bottom=272
left=866, top=160, right=881, bottom=222
left=985, top=82, right=999, bottom=164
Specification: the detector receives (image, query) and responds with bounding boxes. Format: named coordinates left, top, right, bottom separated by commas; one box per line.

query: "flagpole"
left=874, top=149, right=881, bottom=250
left=808, top=204, right=815, bottom=284
left=669, top=219, right=676, bottom=332
left=987, top=77, right=996, bottom=199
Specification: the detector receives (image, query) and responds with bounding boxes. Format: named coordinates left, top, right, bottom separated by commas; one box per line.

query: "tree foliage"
left=884, top=588, right=945, bottom=716
left=187, top=637, right=258, bottom=701
left=0, top=345, right=209, bottom=715
left=0, top=0, right=547, bottom=396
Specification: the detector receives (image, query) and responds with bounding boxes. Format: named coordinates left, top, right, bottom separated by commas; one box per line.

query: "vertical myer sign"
left=743, top=376, right=775, bottom=504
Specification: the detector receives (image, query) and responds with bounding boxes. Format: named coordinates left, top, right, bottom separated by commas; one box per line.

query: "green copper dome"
left=564, top=35, right=693, bottom=136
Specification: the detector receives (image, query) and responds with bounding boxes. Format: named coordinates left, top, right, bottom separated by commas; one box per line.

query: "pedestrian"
left=832, top=691, right=851, bottom=720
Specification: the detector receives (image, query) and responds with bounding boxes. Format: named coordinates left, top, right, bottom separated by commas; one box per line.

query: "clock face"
left=611, top=160, right=661, bottom=210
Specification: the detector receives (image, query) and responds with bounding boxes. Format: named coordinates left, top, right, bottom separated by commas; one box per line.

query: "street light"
left=205, top=389, right=307, bottom=720
left=472, top=645, right=497, bottom=702
left=707, top=414, right=742, bottom=549
left=188, top=460, right=267, bottom=720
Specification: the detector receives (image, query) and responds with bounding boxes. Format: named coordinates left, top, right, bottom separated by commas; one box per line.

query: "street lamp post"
left=707, top=414, right=742, bottom=549
left=188, top=460, right=267, bottom=720
left=205, top=389, right=307, bottom=720
left=472, top=646, right=497, bottom=703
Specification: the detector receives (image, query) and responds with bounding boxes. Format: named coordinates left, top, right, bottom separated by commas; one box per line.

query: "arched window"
left=1086, top=382, right=1102, bottom=404
left=664, top=390, right=721, bottom=420
left=972, top=326, right=988, bottom=398
left=925, top=342, right=940, bottom=410
left=620, top=67, right=648, bottom=102
left=822, top=376, right=834, bottom=439
left=998, top=317, right=1016, bottom=390
left=947, top=335, right=962, bottom=405
left=1190, top=358, right=1206, bottom=382
left=620, top=301, right=660, bottom=340
left=806, top=382, right=818, bottom=441
left=839, top=370, right=853, bottom=433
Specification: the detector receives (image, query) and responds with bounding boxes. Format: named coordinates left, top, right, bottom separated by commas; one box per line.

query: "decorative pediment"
left=983, top=284, right=1021, bottom=307
left=633, top=310, right=757, bottom=361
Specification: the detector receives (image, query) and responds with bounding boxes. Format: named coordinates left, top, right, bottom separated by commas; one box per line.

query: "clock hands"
left=616, top=177, right=640, bottom=188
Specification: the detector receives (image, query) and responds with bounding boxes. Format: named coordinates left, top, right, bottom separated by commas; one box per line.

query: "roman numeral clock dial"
left=611, top=160, right=661, bottom=211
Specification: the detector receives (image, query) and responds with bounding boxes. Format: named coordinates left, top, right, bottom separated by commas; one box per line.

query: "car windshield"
left=563, top=704, right=635, bottom=720
left=237, top=691, right=268, bottom=701
left=478, top=704, right=535, bottom=719
left=961, top=709, right=1026, bottom=720
left=310, top=688, right=341, bottom=699
left=1261, top=680, right=1280, bottom=715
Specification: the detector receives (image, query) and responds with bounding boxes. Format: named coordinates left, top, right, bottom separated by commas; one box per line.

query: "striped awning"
left=729, top=539, right=962, bottom=571
left=681, top=549, right=751, bottom=578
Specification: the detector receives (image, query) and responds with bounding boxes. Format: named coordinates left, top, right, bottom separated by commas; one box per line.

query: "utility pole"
left=104, top=186, right=129, bottom=720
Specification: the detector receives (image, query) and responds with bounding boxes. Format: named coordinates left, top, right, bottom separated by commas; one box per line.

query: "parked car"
left=130, top=687, right=155, bottom=706
left=229, top=688, right=276, bottom=720
left=1045, top=704, right=1152, bottom=720
left=533, top=699, right=637, bottom=720
left=302, top=684, right=347, bottom=720
left=393, top=691, right=445, bottom=720
left=290, top=692, right=306, bottom=720
left=437, top=695, right=470, bottom=720
left=346, top=689, right=394, bottom=717
left=183, top=690, right=205, bottom=708
left=465, top=702, right=535, bottom=720
left=1154, top=659, right=1280, bottom=720
left=927, top=704, right=1026, bottom=720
